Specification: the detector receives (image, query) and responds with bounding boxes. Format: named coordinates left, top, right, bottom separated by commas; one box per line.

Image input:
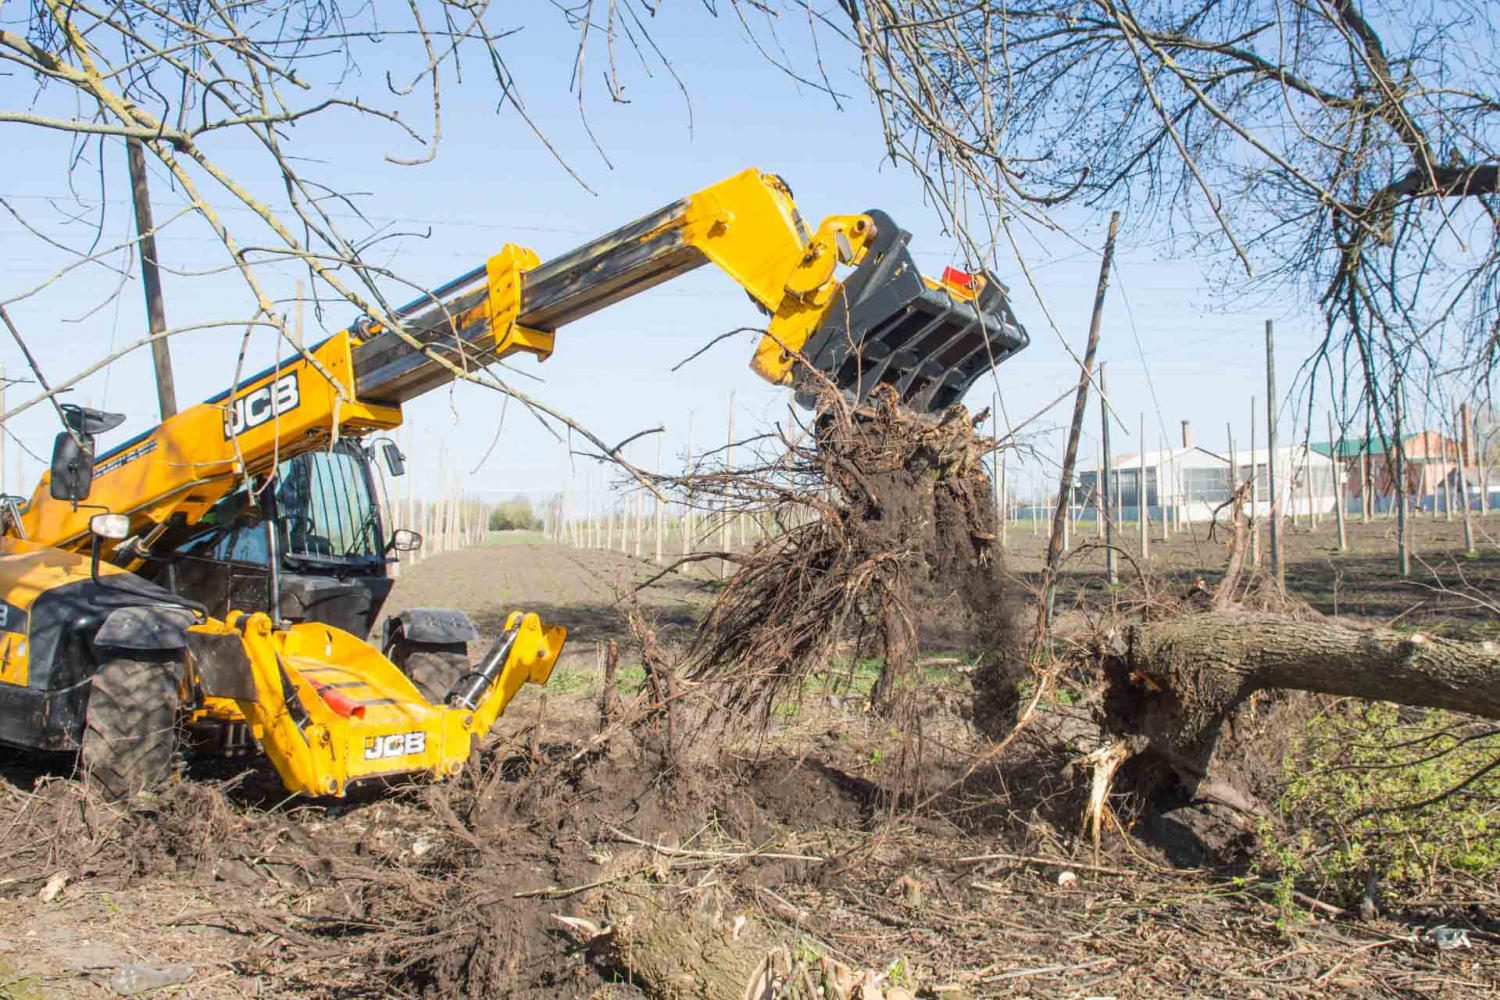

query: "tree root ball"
left=686, top=386, right=1025, bottom=724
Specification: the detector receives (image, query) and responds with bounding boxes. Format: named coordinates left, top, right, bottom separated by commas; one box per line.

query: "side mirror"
left=49, top=431, right=96, bottom=503
left=389, top=528, right=422, bottom=553
left=383, top=442, right=407, bottom=477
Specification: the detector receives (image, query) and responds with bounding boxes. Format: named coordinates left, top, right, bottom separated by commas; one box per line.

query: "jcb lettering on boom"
left=223, top=373, right=300, bottom=439
left=364, top=731, right=426, bottom=761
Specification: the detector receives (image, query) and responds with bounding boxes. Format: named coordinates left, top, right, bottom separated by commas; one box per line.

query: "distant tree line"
left=488, top=497, right=541, bottom=533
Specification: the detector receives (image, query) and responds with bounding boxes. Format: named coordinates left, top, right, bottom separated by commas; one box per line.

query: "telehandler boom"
left=0, top=168, right=1028, bottom=798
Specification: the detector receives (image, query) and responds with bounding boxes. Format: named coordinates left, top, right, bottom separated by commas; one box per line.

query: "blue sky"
left=0, top=5, right=1361, bottom=514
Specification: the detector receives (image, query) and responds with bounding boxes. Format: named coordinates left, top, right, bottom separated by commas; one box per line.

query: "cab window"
left=276, top=443, right=382, bottom=562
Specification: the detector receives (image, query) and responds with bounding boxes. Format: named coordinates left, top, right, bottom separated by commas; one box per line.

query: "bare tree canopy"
left=0, top=0, right=715, bottom=474
left=830, top=0, right=1500, bottom=414
left=8, top=1, right=1498, bottom=439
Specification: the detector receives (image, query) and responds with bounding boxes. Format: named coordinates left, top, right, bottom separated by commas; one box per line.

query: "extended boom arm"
left=17, top=168, right=1028, bottom=554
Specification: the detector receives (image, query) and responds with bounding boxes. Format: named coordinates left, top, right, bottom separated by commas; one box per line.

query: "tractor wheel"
left=81, top=655, right=181, bottom=800
left=392, top=640, right=469, bottom=704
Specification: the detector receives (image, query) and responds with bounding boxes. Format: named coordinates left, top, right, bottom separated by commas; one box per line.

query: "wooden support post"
left=1095, top=445, right=1104, bottom=540
left=1328, top=412, right=1347, bottom=551
left=1442, top=431, right=1454, bottom=522
left=722, top=391, right=733, bottom=579
left=1100, top=363, right=1116, bottom=585
left=1139, top=413, right=1149, bottom=560
left=1266, top=321, right=1284, bottom=589
left=1457, top=410, right=1476, bottom=553
left=1250, top=396, right=1261, bottom=567
left=635, top=483, right=644, bottom=560
left=1228, top=426, right=1238, bottom=524
left=1395, top=377, right=1411, bottom=577
left=991, top=393, right=1001, bottom=536
left=1478, top=408, right=1490, bottom=518
left=655, top=436, right=664, bottom=564
left=999, top=459, right=1008, bottom=548
left=1160, top=436, right=1172, bottom=541
left=126, top=138, right=178, bottom=421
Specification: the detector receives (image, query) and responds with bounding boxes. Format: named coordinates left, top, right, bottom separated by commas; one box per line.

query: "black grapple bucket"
left=794, top=210, right=1029, bottom=416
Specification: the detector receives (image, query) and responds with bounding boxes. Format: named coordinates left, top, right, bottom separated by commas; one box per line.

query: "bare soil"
left=2, top=536, right=1497, bottom=999
left=1006, top=512, right=1500, bottom=637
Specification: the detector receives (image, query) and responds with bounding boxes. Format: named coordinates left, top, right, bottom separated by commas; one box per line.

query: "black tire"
left=391, top=640, right=469, bottom=704
left=81, top=655, right=181, bottom=800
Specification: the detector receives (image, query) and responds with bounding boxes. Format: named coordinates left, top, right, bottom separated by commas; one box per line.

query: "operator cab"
left=157, top=440, right=415, bottom=637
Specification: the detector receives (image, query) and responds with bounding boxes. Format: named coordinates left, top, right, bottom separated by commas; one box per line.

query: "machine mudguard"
left=93, top=605, right=196, bottom=651
left=381, top=607, right=479, bottom=653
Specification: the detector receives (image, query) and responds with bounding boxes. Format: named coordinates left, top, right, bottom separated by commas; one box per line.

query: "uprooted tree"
left=668, top=384, right=1026, bottom=720
left=661, top=386, right=1500, bottom=818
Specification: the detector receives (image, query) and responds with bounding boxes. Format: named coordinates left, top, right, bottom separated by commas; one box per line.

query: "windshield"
left=276, top=442, right=383, bottom=562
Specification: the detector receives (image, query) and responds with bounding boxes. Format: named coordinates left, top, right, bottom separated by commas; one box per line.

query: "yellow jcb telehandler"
left=0, top=168, right=1029, bottom=797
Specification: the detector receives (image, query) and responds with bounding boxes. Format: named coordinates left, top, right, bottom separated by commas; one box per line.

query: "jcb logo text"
left=224, top=373, right=300, bottom=439
left=363, top=731, right=427, bottom=761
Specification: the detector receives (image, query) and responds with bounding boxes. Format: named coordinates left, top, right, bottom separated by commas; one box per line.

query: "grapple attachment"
left=794, top=210, right=1029, bottom=416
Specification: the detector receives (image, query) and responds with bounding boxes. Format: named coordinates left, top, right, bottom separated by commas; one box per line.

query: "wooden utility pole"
left=1328, top=412, right=1347, bottom=551
left=1044, top=211, right=1118, bottom=624
left=1266, top=321, right=1284, bottom=589
left=1100, top=362, right=1117, bottom=585
left=126, top=138, right=178, bottom=420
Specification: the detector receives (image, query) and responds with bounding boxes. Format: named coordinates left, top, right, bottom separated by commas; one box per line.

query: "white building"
left=1071, top=444, right=1342, bottom=524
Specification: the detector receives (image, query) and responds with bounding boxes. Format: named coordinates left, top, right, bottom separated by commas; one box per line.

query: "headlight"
left=89, top=513, right=129, bottom=540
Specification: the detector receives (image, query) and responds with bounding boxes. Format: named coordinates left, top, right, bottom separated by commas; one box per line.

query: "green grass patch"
left=544, top=663, right=647, bottom=697
left=0, top=959, right=42, bottom=1000
left=805, top=655, right=964, bottom=701
left=1274, top=703, right=1500, bottom=903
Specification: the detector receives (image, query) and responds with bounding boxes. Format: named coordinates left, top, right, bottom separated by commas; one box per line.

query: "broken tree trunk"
left=1105, top=611, right=1500, bottom=786
left=588, top=904, right=773, bottom=1000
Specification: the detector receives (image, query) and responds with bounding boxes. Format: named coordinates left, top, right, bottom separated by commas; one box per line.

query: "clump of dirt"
left=685, top=386, right=1025, bottom=722
left=11, top=775, right=262, bottom=886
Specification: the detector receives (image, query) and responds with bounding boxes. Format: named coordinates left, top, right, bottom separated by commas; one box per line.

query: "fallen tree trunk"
left=589, top=904, right=771, bottom=1000
left=1106, top=611, right=1500, bottom=784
